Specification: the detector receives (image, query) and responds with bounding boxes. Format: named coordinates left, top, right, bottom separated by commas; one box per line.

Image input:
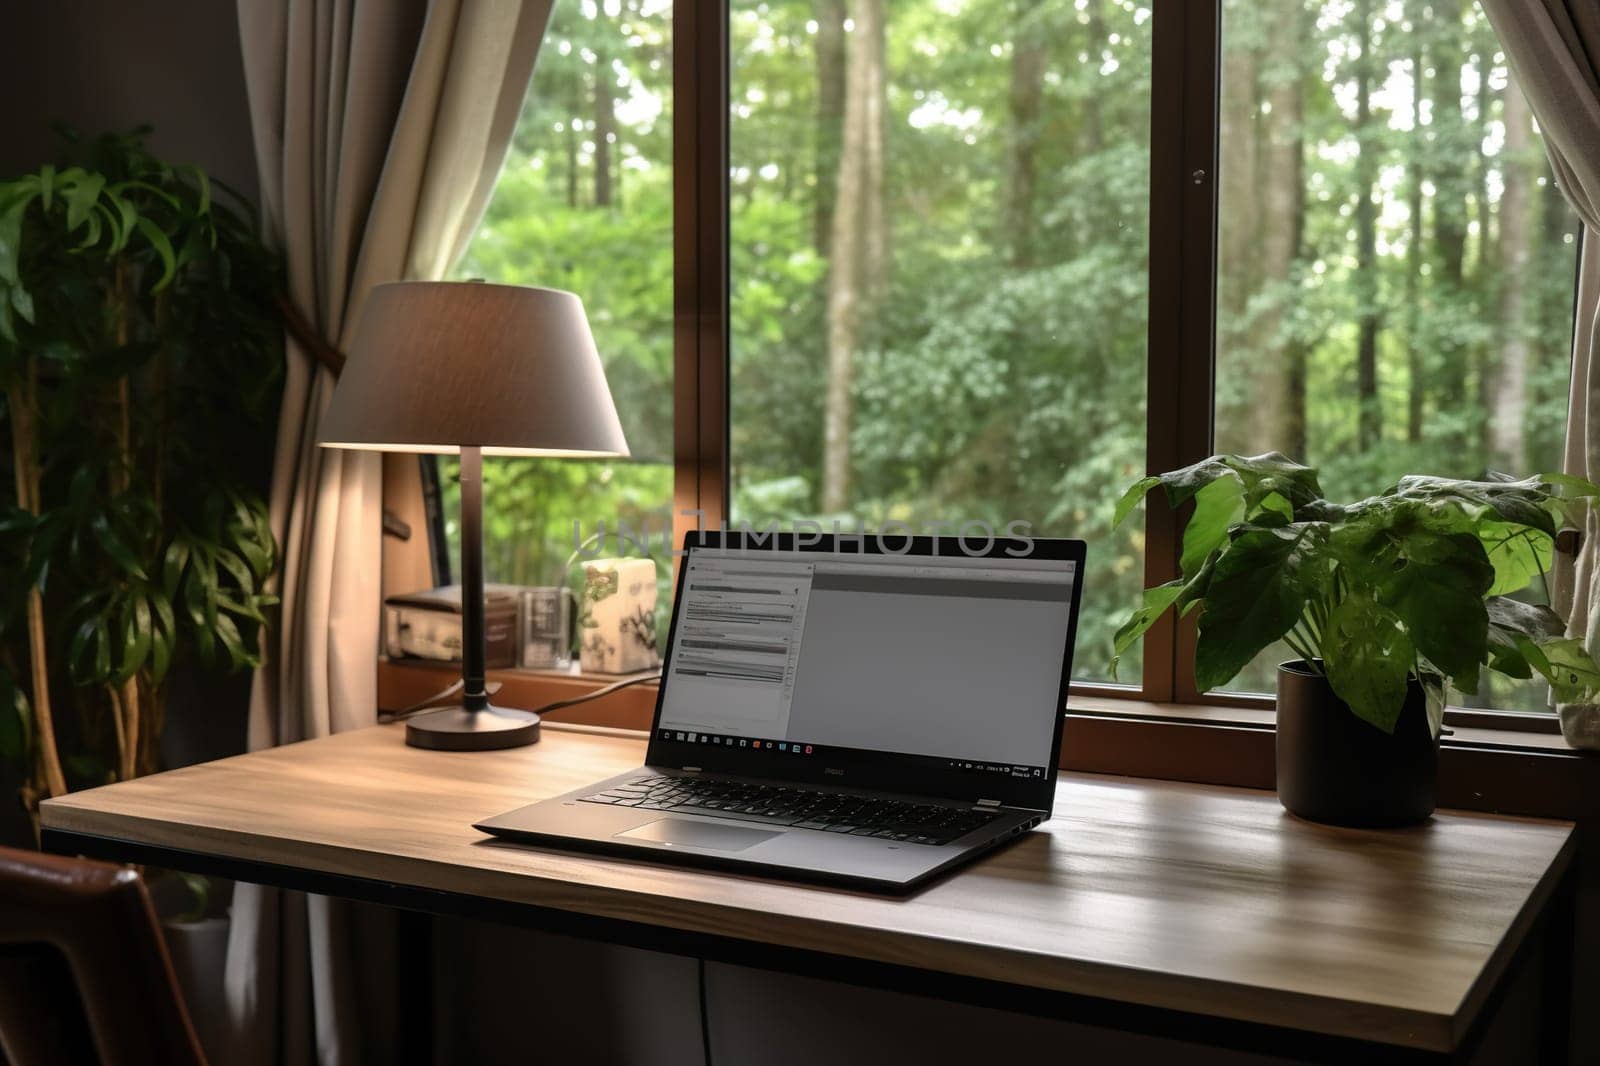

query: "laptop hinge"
left=681, top=766, right=703, bottom=773
left=976, top=798, right=1002, bottom=808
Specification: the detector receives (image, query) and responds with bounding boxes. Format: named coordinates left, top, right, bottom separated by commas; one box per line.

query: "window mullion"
left=1144, top=0, right=1221, bottom=703
left=673, top=0, right=731, bottom=552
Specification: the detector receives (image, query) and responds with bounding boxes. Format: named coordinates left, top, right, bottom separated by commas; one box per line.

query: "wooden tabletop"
left=40, top=724, right=1573, bottom=1053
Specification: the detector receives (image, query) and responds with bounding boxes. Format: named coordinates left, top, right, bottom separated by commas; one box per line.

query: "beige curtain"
left=226, top=1, right=551, bottom=1061
left=1479, top=0, right=1600, bottom=747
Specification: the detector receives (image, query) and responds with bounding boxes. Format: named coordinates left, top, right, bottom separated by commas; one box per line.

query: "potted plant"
left=0, top=130, right=280, bottom=820
left=1111, top=453, right=1600, bottom=827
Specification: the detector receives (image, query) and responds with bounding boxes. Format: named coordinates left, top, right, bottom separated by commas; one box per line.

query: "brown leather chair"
left=0, top=846, right=207, bottom=1066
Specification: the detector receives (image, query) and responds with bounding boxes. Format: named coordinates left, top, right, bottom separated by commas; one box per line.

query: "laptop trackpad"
left=618, top=817, right=781, bottom=851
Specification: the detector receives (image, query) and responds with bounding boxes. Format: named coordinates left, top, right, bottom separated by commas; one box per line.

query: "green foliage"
left=0, top=129, right=282, bottom=783
left=450, top=0, right=1578, bottom=708
left=1113, top=455, right=1600, bottom=733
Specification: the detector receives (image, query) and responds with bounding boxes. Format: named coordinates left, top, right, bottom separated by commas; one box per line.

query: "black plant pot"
left=1275, top=660, right=1437, bottom=827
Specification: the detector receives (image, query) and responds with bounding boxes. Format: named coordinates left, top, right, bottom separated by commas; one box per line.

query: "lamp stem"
left=459, top=445, right=488, bottom=711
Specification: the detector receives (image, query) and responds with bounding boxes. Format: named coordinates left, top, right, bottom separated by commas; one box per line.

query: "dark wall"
left=0, top=0, right=258, bottom=201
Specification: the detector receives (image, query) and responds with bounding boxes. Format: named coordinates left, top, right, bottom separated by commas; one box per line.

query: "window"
left=443, top=0, right=676, bottom=629
left=445, top=0, right=1584, bottom=721
left=727, top=0, right=1152, bottom=685
left=1212, top=0, right=1581, bottom=709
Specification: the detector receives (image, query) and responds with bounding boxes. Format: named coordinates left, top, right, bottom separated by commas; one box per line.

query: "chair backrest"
left=0, top=845, right=207, bottom=1066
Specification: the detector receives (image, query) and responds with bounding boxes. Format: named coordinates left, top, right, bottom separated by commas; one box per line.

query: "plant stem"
left=1283, top=631, right=1317, bottom=668
left=109, top=258, right=143, bottom=782
left=1291, top=622, right=1320, bottom=661
left=8, top=362, right=67, bottom=799
left=120, top=676, right=140, bottom=780
left=107, top=682, right=127, bottom=772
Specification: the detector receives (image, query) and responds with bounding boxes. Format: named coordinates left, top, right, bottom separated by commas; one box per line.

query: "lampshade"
left=318, top=281, right=630, bottom=457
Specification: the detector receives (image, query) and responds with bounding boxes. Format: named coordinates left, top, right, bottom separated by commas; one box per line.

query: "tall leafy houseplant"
left=1111, top=454, right=1600, bottom=735
left=0, top=132, right=280, bottom=819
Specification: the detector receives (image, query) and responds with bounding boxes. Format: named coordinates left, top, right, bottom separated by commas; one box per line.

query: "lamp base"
left=404, top=704, right=542, bottom=751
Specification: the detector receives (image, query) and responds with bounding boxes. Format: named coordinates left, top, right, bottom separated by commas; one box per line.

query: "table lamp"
left=320, top=281, right=628, bottom=750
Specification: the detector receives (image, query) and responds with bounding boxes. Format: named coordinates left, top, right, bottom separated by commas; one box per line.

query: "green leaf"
left=116, top=593, right=153, bottom=681
left=90, top=513, right=148, bottom=580
left=1111, top=580, right=1184, bottom=680
left=148, top=591, right=177, bottom=684
left=1485, top=596, right=1564, bottom=641
left=186, top=165, right=212, bottom=216
left=107, top=190, right=139, bottom=254
left=1252, top=491, right=1295, bottom=526
left=67, top=611, right=112, bottom=685
left=212, top=612, right=250, bottom=668
left=63, top=171, right=106, bottom=231
left=37, top=164, right=54, bottom=211
left=10, top=284, right=34, bottom=325
left=1180, top=474, right=1244, bottom=577
left=1374, top=531, right=1493, bottom=694
left=1421, top=674, right=1447, bottom=739
left=1149, top=453, right=1323, bottom=514
left=0, top=194, right=30, bottom=286
left=1321, top=596, right=1413, bottom=734
left=1389, top=474, right=1557, bottom=536
left=1478, top=521, right=1554, bottom=597
left=1538, top=472, right=1600, bottom=498
left=211, top=545, right=254, bottom=592
left=162, top=538, right=191, bottom=600
left=1529, top=633, right=1600, bottom=701
left=1194, top=524, right=1325, bottom=692
left=1539, top=639, right=1600, bottom=703
left=134, top=216, right=178, bottom=291
left=1112, top=476, right=1158, bottom=530
left=0, top=673, right=29, bottom=761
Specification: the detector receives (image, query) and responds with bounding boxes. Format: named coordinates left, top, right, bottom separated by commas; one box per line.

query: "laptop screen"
left=647, top=532, right=1083, bottom=809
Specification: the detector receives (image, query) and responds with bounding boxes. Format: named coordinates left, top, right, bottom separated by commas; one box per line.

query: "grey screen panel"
left=784, top=588, right=1070, bottom=766
left=656, top=548, right=1077, bottom=768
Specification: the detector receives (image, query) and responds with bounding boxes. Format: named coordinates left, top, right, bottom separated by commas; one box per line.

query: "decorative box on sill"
left=384, top=584, right=521, bottom=669
left=578, top=557, right=659, bottom=674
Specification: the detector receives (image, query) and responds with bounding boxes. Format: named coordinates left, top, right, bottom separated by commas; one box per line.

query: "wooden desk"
left=40, top=724, right=1575, bottom=1064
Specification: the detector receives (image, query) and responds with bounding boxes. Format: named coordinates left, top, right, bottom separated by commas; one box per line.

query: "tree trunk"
left=1006, top=3, right=1047, bottom=269
left=566, top=118, right=579, bottom=209
left=814, top=0, right=847, bottom=255
left=821, top=0, right=888, bottom=513
left=1217, top=28, right=1260, bottom=453
left=7, top=362, right=67, bottom=800
left=593, top=47, right=615, bottom=208
left=1431, top=0, right=1470, bottom=444
left=1217, top=34, right=1259, bottom=356
left=1405, top=13, right=1425, bottom=444
left=1490, top=76, right=1533, bottom=472
left=1248, top=3, right=1306, bottom=457
left=1355, top=0, right=1381, bottom=450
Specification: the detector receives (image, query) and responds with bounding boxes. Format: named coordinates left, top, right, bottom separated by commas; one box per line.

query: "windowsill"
left=377, top=657, right=662, bottom=731
left=1064, top=693, right=1575, bottom=754
left=378, top=657, right=1580, bottom=755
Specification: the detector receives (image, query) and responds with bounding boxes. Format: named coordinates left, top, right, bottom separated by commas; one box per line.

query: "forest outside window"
left=726, top=0, right=1153, bottom=686
left=441, top=0, right=676, bottom=631
left=442, top=0, right=1585, bottom=722
left=1212, top=0, right=1582, bottom=710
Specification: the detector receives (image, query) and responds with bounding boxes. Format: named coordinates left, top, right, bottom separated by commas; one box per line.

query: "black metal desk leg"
left=1539, top=867, right=1576, bottom=1065
left=397, top=908, right=435, bottom=1066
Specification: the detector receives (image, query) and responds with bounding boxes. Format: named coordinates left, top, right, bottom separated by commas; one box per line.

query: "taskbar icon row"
left=658, top=728, right=813, bottom=756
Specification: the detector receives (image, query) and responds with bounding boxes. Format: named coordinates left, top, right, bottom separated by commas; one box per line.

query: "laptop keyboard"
left=580, top=776, right=1004, bottom=845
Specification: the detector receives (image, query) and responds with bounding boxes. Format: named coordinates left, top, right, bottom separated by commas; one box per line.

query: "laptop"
left=475, top=530, right=1085, bottom=894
